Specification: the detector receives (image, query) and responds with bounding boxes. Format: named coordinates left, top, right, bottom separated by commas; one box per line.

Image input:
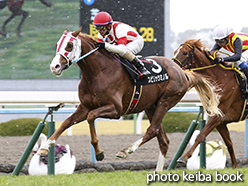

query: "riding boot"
left=241, top=67, right=248, bottom=78
left=131, top=57, right=151, bottom=79
left=241, top=67, right=248, bottom=93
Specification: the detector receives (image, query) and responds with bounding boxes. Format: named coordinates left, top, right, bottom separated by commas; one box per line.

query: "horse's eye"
left=183, top=52, right=188, bottom=55
left=68, top=43, right=73, bottom=49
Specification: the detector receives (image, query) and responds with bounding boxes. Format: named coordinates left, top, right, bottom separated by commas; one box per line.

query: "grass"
left=0, top=168, right=247, bottom=186
left=0, top=118, right=48, bottom=136
left=0, top=0, right=80, bottom=79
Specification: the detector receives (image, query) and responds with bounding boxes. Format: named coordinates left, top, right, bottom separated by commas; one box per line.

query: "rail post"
left=11, top=103, right=63, bottom=176
left=47, top=104, right=64, bottom=175
left=133, top=113, right=137, bottom=134
left=11, top=114, right=49, bottom=176
left=47, top=109, right=55, bottom=175
left=167, top=106, right=206, bottom=170
left=167, top=120, right=198, bottom=170
left=199, top=106, right=206, bottom=168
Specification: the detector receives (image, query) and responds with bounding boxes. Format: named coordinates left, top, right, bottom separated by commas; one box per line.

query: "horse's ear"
left=72, top=26, right=82, bottom=37
left=195, top=39, right=201, bottom=44
left=194, top=39, right=203, bottom=50
left=64, top=28, right=69, bottom=34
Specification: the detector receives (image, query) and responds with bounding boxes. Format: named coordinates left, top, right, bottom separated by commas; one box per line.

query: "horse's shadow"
left=0, top=0, right=52, bottom=38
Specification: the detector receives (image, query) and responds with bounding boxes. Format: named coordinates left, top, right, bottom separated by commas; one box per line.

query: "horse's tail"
left=184, top=71, right=224, bottom=117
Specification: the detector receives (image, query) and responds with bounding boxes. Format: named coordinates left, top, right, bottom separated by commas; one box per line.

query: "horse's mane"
left=78, top=32, right=97, bottom=45
left=184, top=39, right=209, bottom=52
left=184, top=38, right=219, bottom=58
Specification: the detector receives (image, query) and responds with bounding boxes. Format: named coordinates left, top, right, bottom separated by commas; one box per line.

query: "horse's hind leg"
left=115, top=123, right=169, bottom=159
left=116, top=106, right=169, bottom=160
left=2, top=13, right=15, bottom=37
left=16, top=10, right=28, bottom=37
left=116, top=137, right=143, bottom=158
left=115, top=106, right=157, bottom=159
left=216, top=124, right=239, bottom=168
left=156, top=123, right=169, bottom=157
left=155, top=123, right=170, bottom=171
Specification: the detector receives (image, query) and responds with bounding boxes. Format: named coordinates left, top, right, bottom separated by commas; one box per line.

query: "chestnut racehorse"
left=0, top=0, right=52, bottom=38
left=38, top=28, right=222, bottom=163
left=173, top=38, right=244, bottom=168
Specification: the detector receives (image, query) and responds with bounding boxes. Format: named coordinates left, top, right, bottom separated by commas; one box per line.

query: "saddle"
left=234, top=71, right=248, bottom=120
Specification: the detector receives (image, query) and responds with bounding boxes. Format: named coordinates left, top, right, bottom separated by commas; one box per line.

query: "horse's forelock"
left=185, top=38, right=209, bottom=52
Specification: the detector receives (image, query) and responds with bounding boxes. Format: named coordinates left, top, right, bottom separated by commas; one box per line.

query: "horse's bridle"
left=55, top=32, right=82, bottom=68
left=173, top=43, right=217, bottom=71
left=173, top=43, right=244, bottom=76
left=172, top=43, right=195, bottom=70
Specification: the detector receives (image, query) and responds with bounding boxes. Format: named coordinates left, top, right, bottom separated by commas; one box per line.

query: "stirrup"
left=137, top=68, right=151, bottom=79
left=242, top=73, right=248, bottom=93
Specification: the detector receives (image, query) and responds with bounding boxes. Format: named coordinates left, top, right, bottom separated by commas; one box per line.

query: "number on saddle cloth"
left=119, top=55, right=170, bottom=85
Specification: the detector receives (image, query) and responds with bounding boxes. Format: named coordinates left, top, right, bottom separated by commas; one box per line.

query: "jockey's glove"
left=213, top=57, right=224, bottom=64
left=96, top=42, right=105, bottom=48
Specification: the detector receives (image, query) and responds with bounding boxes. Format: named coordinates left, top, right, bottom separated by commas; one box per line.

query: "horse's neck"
left=194, top=52, right=229, bottom=79
left=78, top=38, right=101, bottom=77
left=77, top=56, right=102, bottom=80
left=78, top=39, right=119, bottom=81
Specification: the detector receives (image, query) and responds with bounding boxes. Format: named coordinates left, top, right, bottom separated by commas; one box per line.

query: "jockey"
left=93, top=11, right=151, bottom=79
left=210, top=25, right=248, bottom=78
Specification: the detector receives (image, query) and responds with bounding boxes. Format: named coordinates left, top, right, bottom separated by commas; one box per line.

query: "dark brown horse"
left=173, top=38, right=245, bottom=168
left=0, top=0, right=52, bottom=38
left=38, top=28, right=222, bottom=163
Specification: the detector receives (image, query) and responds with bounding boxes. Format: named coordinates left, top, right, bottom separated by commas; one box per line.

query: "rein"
left=172, top=43, right=195, bottom=69
left=173, top=43, right=243, bottom=77
left=71, top=47, right=99, bottom=64
left=71, top=46, right=138, bottom=76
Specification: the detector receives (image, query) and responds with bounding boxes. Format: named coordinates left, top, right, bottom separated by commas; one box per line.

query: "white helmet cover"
left=213, top=25, right=229, bottom=40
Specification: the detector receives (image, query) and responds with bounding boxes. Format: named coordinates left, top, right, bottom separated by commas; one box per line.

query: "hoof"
left=177, top=157, right=187, bottom=164
left=116, top=151, right=127, bottom=159
left=38, top=148, right=49, bottom=156
left=96, top=151, right=104, bottom=161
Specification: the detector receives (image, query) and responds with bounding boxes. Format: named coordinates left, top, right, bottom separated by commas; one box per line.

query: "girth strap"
left=123, top=84, right=143, bottom=115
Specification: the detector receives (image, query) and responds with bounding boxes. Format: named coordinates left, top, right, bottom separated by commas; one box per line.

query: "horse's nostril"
left=55, top=64, right=60, bottom=69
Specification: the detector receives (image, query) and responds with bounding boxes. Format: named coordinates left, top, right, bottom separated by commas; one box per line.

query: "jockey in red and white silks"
left=93, top=11, right=150, bottom=79
left=97, top=21, right=144, bottom=57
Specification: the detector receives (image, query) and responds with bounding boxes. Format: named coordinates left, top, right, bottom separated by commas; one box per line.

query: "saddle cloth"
left=122, top=57, right=170, bottom=84
left=120, top=56, right=170, bottom=114
left=234, top=71, right=248, bottom=120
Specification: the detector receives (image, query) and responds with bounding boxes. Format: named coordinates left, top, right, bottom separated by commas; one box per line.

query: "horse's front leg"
left=2, top=13, right=15, bottom=37
left=38, top=104, right=88, bottom=156
left=87, top=103, right=119, bottom=161
left=16, top=10, right=28, bottom=37
left=177, top=116, right=221, bottom=164
left=216, top=123, right=239, bottom=168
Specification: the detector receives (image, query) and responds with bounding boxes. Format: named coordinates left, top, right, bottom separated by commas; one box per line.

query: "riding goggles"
left=95, top=26, right=108, bottom=31
left=215, top=38, right=226, bottom=43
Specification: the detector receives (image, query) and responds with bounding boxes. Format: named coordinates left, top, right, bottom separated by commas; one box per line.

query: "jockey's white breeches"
left=104, top=35, right=144, bottom=56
